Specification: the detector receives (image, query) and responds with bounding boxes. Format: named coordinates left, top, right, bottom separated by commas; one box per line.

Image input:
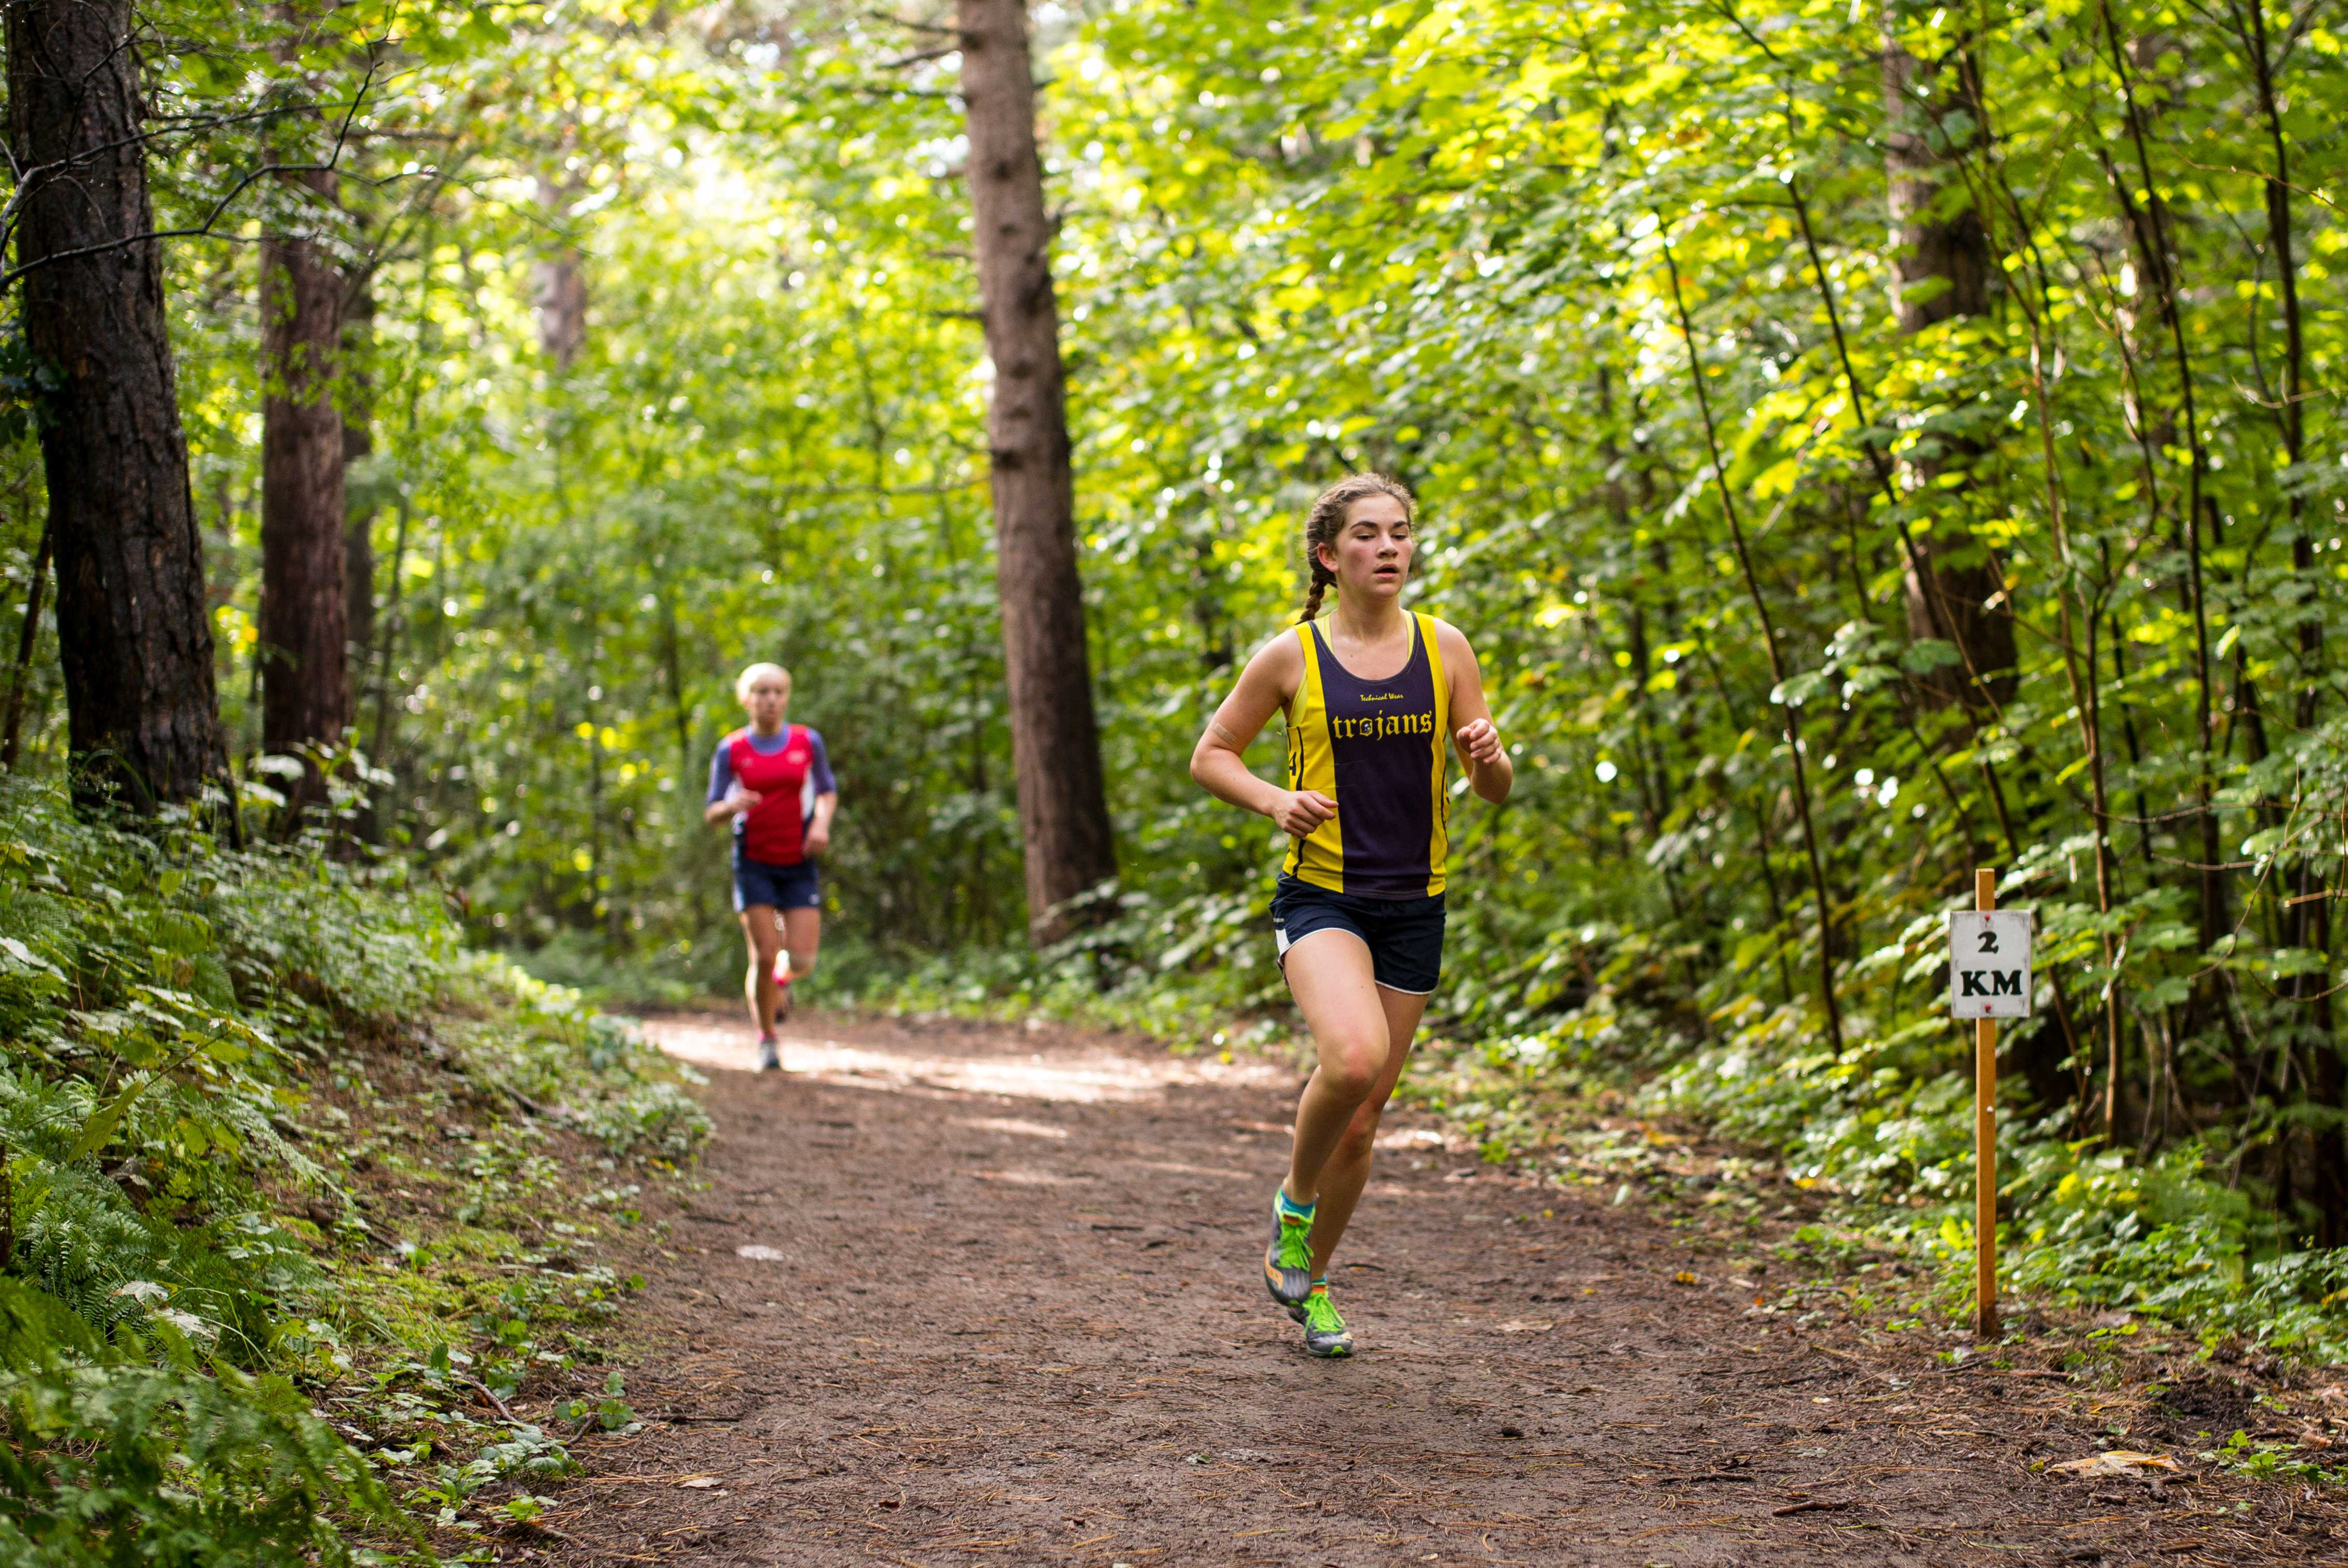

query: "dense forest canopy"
left=10, top=0, right=2348, bottom=1328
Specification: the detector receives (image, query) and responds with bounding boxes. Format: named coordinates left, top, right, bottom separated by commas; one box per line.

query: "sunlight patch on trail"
left=630, top=1014, right=1288, bottom=1105
left=955, top=1116, right=1072, bottom=1139
left=1133, top=1159, right=1255, bottom=1181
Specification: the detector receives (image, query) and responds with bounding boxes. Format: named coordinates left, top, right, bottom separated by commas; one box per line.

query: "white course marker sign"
left=1949, top=871, right=2035, bottom=1339
left=1948, top=910, right=2034, bottom=1020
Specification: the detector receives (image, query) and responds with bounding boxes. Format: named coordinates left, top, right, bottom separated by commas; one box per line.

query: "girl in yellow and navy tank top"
left=1190, top=474, right=1513, bottom=1359
left=1282, top=609, right=1451, bottom=898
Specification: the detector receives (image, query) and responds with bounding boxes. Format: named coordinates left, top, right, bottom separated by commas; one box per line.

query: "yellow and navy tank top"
left=1282, top=611, right=1451, bottom=898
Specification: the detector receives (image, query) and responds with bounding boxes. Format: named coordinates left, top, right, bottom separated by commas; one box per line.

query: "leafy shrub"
left=0, top=1358, right=404, bottom=1568
left=0, top=780, right=706, bottom=1557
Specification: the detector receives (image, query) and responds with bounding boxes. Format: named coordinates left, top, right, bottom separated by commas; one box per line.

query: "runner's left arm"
left=1436, top=621, right=1512, bottom=805
left=804, top=730, right=839, bottom=855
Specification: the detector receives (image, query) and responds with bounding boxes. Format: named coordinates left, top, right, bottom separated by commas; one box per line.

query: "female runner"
left=705, top=662, right=837, bottom=1071
left=1190, top=474, right=1511, bottom=1356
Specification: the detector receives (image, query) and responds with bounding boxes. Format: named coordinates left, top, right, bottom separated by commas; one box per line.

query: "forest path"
left=543, top=1010, right=2331, bottom=1567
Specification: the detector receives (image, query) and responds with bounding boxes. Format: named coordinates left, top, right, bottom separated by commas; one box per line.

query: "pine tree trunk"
left=343, top=274, right=376, bottom=699
left=957, top=0, right=1117, bottom=944
left=1882, top=32, right=2018, bottom=709
left=534, top=176, right=588, bottom=368
left=7, top=0, right=228, bottom=814
left=258, top=169, right=350, bottom=814
left=341, top=272, right=382, bottom=840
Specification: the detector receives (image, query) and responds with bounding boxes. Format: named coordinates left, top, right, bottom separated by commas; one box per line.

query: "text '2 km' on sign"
left=1947, top=910, right=2034, bottom=1020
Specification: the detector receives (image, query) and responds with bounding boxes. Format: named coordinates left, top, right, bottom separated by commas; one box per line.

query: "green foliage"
left=0, top=782, right=444, bottom=1556
left=450, top=983, right=712, bottom=1161
left=0, top=780, right=704, bottom=1555
left=0, top=1360, right=399, bottom=1568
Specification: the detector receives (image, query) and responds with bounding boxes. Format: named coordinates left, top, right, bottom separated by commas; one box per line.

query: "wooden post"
left=1974, top=866, right=1999, bottom=1339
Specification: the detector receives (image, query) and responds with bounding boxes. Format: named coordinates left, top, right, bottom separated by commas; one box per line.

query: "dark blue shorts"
left=733, top=854, right=821, bottom=913
left=1270, top=874, right=1445, bottom=995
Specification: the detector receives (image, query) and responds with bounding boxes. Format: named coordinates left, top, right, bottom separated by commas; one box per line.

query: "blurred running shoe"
left=1300, top=1284, right=1352, bottom=1358
left=1263, top=1189, right=1315, bottom=1307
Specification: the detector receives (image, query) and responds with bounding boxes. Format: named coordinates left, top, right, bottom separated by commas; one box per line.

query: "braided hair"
left=1298, top=473, right=1416, bottom=624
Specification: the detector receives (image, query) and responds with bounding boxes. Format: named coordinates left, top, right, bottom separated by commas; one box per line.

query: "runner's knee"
left=1318, top=1040, right=1385, bottom=1103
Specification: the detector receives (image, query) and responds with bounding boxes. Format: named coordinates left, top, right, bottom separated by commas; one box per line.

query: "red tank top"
left=728, top=725, right=814, bottom=865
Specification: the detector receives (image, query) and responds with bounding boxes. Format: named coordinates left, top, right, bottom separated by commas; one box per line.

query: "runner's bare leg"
left=1279, top=929, right=1390, bottom=1205
left=1305, top=983, right=1429, bottom=1277
left=779, top=905, right=822, bottom=988
left=740, top=905, right=784, bottom=1033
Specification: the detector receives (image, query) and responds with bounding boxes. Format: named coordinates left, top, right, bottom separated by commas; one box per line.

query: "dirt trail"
left=543, top=1011, right=2339, bottom=1566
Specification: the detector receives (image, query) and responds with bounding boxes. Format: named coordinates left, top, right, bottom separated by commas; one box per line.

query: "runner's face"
left=742, top=675, right=790, bottom=729
left=1318, top=494, right=1413, bottom=601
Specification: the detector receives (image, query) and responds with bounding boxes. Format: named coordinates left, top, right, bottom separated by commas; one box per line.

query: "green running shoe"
left=1263, top=1191, right=1315, bottom=1307
left=1299, top=1285, right=1352, bottom=1358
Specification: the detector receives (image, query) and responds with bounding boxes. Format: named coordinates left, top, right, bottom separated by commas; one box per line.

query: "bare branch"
left=867, top=9, right=965, bottom=36
left=878, top=46, right=958, bottom=70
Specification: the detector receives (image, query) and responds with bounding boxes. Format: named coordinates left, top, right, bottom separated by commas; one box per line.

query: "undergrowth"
left=0, top=780, right=709, bottom=1563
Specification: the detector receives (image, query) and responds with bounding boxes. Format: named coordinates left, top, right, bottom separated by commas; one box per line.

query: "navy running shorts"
left=733, top=854, right=821, bottom=913
left=1270, top=873, right=1446, bottom=995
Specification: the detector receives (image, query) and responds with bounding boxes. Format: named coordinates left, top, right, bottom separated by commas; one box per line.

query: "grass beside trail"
left=0, top=782, right=709, bottom=1564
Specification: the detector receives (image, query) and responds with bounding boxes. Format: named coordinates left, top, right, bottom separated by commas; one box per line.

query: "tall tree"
left=1881, top=26, right=2017, bottom=708
left=956, top=0, right=1117, bottom=943
left=7, top=0, right=229, bottom=813
left=534, top=174, right=588, bottom=368
left=258, top=160, right=350, bottom=811
left=343, top=272, right=377, bottom=717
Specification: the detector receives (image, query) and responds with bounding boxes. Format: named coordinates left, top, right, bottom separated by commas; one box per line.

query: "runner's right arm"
left=703, top=741, right=760, bottom=826
left=1189, top=632, right=1334, bottom=839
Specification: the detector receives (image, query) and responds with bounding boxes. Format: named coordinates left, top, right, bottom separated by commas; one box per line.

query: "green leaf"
left=1899, top=639, right=1961, bottom=675
left=66, top=1079, right=147, bottom=1163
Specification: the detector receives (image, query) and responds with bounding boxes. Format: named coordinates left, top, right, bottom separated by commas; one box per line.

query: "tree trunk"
left=535, top=176, right=588, bottom=368
left=7, top=0, right=229, bottom=814
left=341, top=271, right=382, bottom=839
left=957, top=0, right=1117, bottom=944
left=342, top=274, right=376, bottom=700
left=2, top=518, right=52, bottom=771
left=258, top=167, right=350, bottom=815
left=1881, top=30, right=2017, bottom=709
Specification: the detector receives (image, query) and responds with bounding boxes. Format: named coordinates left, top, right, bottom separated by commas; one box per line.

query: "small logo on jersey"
left=1360, top=691, right=1405, bottom=703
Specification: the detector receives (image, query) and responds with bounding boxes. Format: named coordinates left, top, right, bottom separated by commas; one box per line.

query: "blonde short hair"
left=734, top=662, right=792, bottom=703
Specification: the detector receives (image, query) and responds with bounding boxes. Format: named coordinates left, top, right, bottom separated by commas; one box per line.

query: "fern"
left=0, top=1361, right=409, bottom=1567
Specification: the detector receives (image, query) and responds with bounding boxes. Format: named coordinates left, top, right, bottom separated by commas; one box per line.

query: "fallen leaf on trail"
left=2047, top=1451, right=2182, bottom=1481
left=736, top=1244, right=785, bottom=1261
left=1672, top=1271, right=1698, bottom=1285
left=679, top=1477, right=723, bottom=1489
left=1498, top=1319, right=1553, bottom=1334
